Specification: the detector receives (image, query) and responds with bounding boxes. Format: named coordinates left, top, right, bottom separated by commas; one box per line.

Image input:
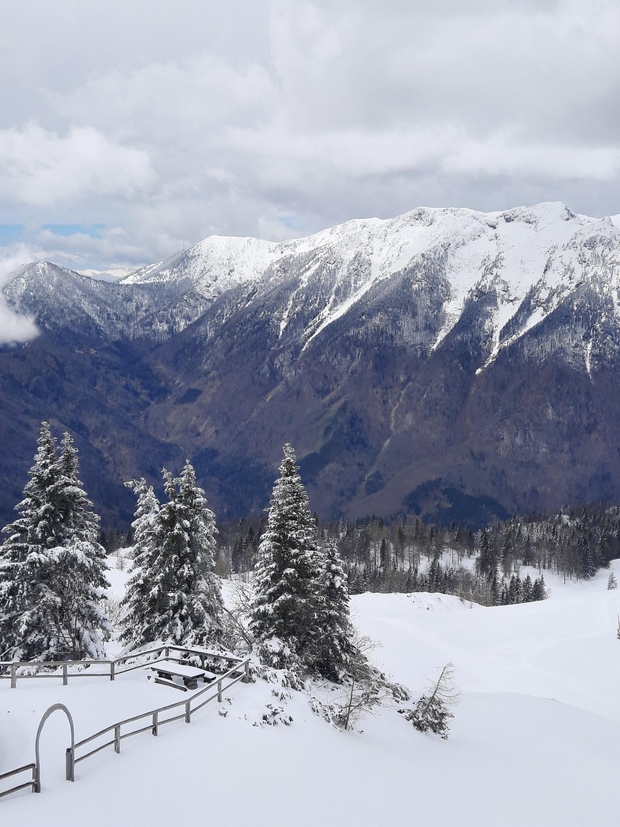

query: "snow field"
left=1, top=560, right=620, bottom=826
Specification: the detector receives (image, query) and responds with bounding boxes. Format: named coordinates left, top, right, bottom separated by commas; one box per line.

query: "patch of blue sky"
left=0, top=224, right=24, bottom=245
left=278, top=215, right=304, bottom=231
left=41, top=224, right=105, bottom=238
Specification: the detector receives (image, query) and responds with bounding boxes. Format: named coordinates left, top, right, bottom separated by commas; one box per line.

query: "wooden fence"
left=0, top=647, right=251, bottom=800
left=0, top=643, right=244, bottom=688
left=0, top=764, right=36, bottom=799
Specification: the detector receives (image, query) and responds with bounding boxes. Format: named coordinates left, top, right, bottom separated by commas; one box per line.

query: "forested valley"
left=106, top=493, right=620, bottom=608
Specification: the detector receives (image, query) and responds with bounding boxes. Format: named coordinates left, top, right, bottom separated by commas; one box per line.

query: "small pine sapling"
left=400, top=662, right=459, bottom=739
left=332, top=676, right=382, bottom=731
left=310, top=634, right=410, bottom=731
left=607, top=572, right=618, bottom=590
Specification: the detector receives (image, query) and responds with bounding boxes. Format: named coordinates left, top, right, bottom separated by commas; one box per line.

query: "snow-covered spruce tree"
left=311, top=540, right=356, bottom=680
left=44, top=431, right=111, bottom=658
left=118, top=478, right=162, bottom=648
left=249, top=443, right=323, bottom=669
left=0, top=422, right=61, bottom=659
left=399, top=663, right=459, bottom=739
left=508, top=573, right=523, bottom=604
left=121, top=461, right=223, bottom=649
left=531, top=575, right=547, bottom=601
left=0, top=424, right=110, bottom=660
left=607, top=572, right=618, bottom=590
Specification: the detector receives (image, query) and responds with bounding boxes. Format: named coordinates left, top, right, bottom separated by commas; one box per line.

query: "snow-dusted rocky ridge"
left=3, top=202, right=620, bottom=527
left=6, top=202, right=620, bottom=356
left=121, top=201, right=620, bottom=363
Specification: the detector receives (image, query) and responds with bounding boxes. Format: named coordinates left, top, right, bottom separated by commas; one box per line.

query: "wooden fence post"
left=62, top=663, right=68, bottom=686
left=217, top=679, right=222, bottom=703
left=114, top=725, right=121, bottom=753
left=185, top=701, right=191, bottom=723
left=65, top=747, right=74, bottom=782
left=152, top=711, right=159, bottom=736
left=10, top=663, right=16, bottom=689
left=110, top=661, right=115, bottom=681
left=242, top=660, right=250, bottom=683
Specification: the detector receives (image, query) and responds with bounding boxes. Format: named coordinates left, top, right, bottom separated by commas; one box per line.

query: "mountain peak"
left=4, top=202, right=620, bottom=526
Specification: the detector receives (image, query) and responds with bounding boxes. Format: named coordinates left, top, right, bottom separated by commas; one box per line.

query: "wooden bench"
left=149, top=661, right=216, bottom=691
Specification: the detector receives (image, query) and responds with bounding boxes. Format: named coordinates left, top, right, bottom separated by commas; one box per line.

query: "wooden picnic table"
left=149, top=661, right=216, bottom=691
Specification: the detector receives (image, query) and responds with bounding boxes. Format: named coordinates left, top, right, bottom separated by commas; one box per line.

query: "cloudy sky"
left=1, top=0, right=619, bottom=276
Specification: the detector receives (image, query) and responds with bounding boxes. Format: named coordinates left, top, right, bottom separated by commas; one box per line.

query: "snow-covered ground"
left=2, top=561, right=619, bottom=826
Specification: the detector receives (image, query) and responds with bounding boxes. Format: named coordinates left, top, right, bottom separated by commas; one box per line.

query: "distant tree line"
left=216, top=503, right=620, bottom=606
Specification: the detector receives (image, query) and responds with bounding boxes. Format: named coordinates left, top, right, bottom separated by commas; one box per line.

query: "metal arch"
left=34, top=703, right=75, bottom=792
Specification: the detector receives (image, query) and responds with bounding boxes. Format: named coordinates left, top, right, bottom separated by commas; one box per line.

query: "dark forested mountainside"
left=4, top=204, right=620, bottom=530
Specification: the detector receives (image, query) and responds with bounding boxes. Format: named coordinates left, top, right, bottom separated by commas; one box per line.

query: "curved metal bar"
left=34, top=704, right=75, bottom=792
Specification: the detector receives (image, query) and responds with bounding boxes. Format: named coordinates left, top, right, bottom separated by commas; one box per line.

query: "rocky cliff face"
left=3, top=202, right=620, bottom=529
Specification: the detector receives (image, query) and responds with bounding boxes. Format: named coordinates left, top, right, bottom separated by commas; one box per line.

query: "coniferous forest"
left=215, top=503, right=620, bottom=606
left=3, top=420, right=620, bottom=670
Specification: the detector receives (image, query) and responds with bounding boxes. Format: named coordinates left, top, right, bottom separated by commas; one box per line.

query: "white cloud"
left=0, top=246, right=39, bottom=344
left=0, top=0, right=619, bottom=271
left=442, top=136, right=620, bottom=180
left=0, top=124, right=156, bottom=207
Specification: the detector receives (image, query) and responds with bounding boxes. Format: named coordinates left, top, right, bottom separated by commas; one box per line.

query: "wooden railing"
left=0, top=644, right=245, bottom=688
left=0, top=646, right=251, bottom=800
left=0, top=764, right=36, bottom=800
left=70, top=656, right=250, bottom=778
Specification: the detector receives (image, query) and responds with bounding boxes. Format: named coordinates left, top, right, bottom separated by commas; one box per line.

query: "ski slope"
left=1, top=563, right=619, bottom=827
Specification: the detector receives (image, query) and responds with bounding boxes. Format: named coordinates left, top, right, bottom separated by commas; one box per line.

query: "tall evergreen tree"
left=580, top=535, right=597, bottom=579
left=477, top=529, right=498, bottom=579
left=532, top=575, right=547, bottom=601
left=0, top=423, right=60, bottom=659
left=250, top=444, right=322, bottom=665
left=0, top=424, right=110, bottom=660
left=312, top=541, right=356, bottom=680
left=45, top=432, right=111, bottom=658
left=121, top=462, right=223, bottom=649
left=508, top=573, right=523, bottom=604
left=489, top=570, right=501, bottom=606
left=119, top=478, right=163, bottom=647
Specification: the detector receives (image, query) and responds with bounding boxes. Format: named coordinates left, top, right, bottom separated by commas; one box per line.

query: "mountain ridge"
left=3, top=201, right=620, bottom=530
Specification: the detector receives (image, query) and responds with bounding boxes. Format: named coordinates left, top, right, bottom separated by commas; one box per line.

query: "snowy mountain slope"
left=4, top=202, right=620, bottom=526
left=5, top=203, right=620, bottom=353
left=120, top=201, right=620, bottom=358
left=122, top=234, right=281, bottom=296
left=136, top=204, right=620, bottom=521
left=2, top=261, right=216, bottom=341
left=1, top=563, right=619, bottom=827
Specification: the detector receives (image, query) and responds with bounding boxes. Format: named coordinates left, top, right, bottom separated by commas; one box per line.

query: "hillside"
left=3, top=202, right=620, bottom=528
left=1, top=563, right=619, bottom=826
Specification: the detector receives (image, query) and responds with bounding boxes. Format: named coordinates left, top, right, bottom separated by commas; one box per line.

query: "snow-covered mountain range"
left=3, top=202, right=620, bottom=528
left=117, top=201, right=620, bottom=365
